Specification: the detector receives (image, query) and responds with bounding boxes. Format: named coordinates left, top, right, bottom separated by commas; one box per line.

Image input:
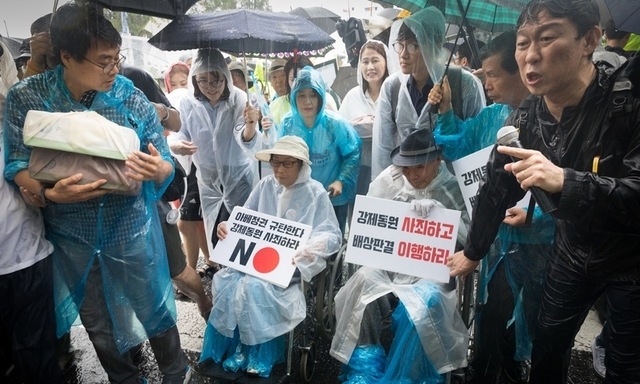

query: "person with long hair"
left=169, top=48, right=257, bottom=272
left=339, top=40, right=390, bottom=195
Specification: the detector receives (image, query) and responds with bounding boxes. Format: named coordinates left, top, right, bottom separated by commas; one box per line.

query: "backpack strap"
left=512, top=96, right=536, bottom=225
left=608, top=55, right=638, bottom=120
left=390, top=75, right=401, bottom=123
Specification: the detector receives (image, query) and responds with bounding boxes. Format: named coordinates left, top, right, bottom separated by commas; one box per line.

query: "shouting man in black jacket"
left=448, top=0, right=640, bottom=383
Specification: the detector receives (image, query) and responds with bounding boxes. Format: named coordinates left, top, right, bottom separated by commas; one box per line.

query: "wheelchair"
left=281, top=241, right=349, bottom=383
left=195, top=242, right=349, bottom=383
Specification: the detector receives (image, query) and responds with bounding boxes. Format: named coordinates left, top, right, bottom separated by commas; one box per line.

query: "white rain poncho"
left=371, top=6, right=486, bottom=179
left=331, top=163, right=470, bottom=374
left=207, top=163, right=342, bottom=345
left=339, top=40, right=392, bottom=195
left=3, top=66, right=177, bottom=353
left=170, top=48, right=258, bottom=254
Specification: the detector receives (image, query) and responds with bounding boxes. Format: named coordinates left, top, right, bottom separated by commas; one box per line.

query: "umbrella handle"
left=429, top=0, right=473, bottom=115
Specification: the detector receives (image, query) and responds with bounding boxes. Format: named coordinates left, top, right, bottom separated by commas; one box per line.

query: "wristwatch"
left=39, top=186, right=54, bottom=205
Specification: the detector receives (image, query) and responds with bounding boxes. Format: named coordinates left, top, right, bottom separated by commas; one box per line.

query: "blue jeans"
left=80, top=260, right=187, bottom=383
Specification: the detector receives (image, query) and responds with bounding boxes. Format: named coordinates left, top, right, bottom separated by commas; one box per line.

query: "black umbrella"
left=85, top=0, right=199, bottom=19
left=605, top=0, right=640, bottom=35
left=289, top=6, right=341, bottom=35
left=0, top=35, right=24, bottom=59
left=148, top=9, right=335, bottom=57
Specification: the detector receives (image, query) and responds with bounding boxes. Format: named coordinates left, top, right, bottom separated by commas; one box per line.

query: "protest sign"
left=451, top=146, right=531, bottom=215
left=210, top=206, right=311, bottom=288
left=451, top=146, right=492, bottom=215
left=345, top=195, right=461, bottom=283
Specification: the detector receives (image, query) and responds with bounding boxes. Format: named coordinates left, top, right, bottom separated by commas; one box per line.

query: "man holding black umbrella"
left=448, top=0, right=640, bottom=382
left=371, top=6, right=485, bottom=179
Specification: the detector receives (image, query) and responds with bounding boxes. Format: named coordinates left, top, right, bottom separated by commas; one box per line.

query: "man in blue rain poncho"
left=331, top=129, right=470, bottom=383
left=2, top=4, right=190, bottom=383
left=169, top=48, right=257, bottom=257
left=428, top=31, right=554, bottom=382
left=197, top=136, right=342, bottom=378
left=371, top=6, right=485, bottom=179
left=245, top=66, right=361, bottom=234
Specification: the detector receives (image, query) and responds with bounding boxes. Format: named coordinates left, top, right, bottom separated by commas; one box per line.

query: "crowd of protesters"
left=1, top=0, right=639, bottom=383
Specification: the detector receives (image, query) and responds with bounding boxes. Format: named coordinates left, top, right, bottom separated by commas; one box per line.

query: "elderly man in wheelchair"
left=331, top=129, right=471, bottom=383
left=197, top=136, right=342, bottom=378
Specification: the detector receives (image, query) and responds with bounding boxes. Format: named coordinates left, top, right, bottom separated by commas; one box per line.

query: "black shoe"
left=197, top=265, right=219, bottom=279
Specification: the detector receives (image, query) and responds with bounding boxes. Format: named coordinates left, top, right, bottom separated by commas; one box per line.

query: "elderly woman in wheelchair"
left=197, top=136, right=342, bottom=378
left=331, top=129, right=471, bottom=383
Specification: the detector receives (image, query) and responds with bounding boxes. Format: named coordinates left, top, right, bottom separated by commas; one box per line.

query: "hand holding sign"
left=447, top=250, right=479, bottom=278
left=346, top=195, right=461, bottom=283
left=217, top=222, right=229, bottom=240
left=410, top=199, right=445, bottom=218
left=210, top=206, right=312, bottom=288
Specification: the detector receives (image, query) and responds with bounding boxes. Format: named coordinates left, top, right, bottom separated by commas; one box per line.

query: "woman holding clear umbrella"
left=168, top=48, right=258, bottom=260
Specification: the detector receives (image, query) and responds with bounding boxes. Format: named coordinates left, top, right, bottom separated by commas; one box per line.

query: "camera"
left=336, top=17, right=366, bottom=68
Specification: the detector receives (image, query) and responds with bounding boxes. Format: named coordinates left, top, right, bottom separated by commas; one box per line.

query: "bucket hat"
left=228, top=61, right=254, bottom=88
left=390, top=129, right=442, bottom=167
left=255, top=136, right=311, bottom=165
left=268, top=58, right=287, bottom=77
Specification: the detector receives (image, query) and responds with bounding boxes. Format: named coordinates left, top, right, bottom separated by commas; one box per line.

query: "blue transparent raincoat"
left=276, top=66, right=361, bottom=207
left=3, top=66, right=176, bottom=353
left=433, top=101, right=555, bottom=360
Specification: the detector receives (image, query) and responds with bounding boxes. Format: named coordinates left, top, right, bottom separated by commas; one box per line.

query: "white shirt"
left=0, top=94, right=53, bottom=275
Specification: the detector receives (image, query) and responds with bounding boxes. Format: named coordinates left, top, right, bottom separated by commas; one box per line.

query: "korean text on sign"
left=345, top=195, right=461, bottom=283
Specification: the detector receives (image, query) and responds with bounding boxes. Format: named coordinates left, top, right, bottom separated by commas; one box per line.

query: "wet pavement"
left=60, top=271, right=605, bottom=384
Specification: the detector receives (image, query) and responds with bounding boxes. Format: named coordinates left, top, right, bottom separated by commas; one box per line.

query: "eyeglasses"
left=196, top=79, right=225, bottom=89
left=269, top=160, right=299, bottom=168
left=83, top=54, right=126, bottom=74
left=392, top=42, right=419, bottom=55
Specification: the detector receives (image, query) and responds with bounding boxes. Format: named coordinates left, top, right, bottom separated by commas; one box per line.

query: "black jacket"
left=465, top=65, right=640, bottom=278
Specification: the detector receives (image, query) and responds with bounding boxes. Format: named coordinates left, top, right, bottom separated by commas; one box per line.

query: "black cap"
left=390, top=129, right=442, bottom=166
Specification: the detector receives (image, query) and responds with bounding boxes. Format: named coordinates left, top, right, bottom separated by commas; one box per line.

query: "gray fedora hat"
left=390, top=129, right=442, bottom=167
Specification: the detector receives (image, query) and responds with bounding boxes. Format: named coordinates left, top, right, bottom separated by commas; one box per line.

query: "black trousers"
left=471, top=261, right=522, bottom=382
left=0, top=256, right=60, bottom=383
left=530, top=254, right=640, bottom=384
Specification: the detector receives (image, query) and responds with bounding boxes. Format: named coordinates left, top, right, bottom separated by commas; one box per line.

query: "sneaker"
left=592, top=335, right=606, bottom=379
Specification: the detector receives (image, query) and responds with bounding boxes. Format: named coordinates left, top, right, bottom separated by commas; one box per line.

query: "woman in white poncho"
left=169, top=48, right=257, bottom=258
left=339, top=40, right=391, bottom=196
left=198, top=136, right=342, bottom=378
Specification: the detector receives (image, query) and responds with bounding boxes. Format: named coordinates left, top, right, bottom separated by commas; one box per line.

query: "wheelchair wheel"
left=299, top=341, right=316, bottom=383
left=314, top=270, right=332, bottom=341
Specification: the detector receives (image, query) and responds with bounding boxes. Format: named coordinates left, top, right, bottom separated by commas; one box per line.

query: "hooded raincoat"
left=371, top=6, right=485, bottom=179
left=3, top=66, right=176, bottom=353
left=277, top=66, right=361, bottom=208
left=201, top=163, right=342, bottom=351
left=331, top=163, right=470, bottom=377
left=170, top=48, right=257, bottom=254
